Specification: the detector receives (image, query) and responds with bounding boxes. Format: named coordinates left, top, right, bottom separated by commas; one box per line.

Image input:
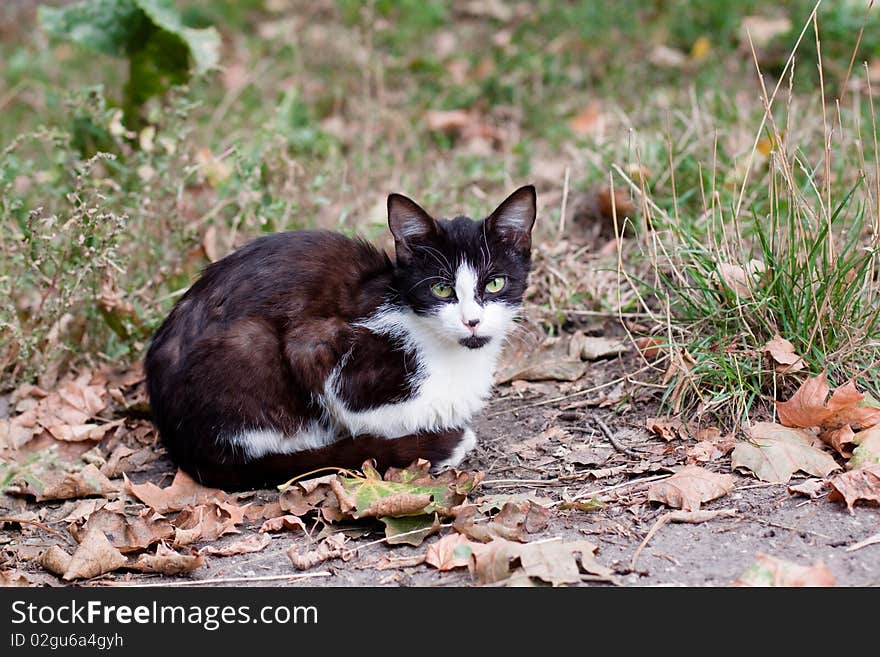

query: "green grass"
left=2, top=0, right=880, bottom=428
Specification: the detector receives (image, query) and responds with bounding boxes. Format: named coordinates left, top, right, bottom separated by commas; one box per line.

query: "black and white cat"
left=145, top=186, right=536, bottom=489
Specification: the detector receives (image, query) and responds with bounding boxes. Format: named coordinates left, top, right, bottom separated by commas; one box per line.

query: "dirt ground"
left=3, top=350, right=877, bottom=588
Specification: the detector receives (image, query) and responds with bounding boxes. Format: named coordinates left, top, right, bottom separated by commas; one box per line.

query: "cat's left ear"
left=388, top=193, right=437, bottom=265
left=485, top=185, right=537, bottom=251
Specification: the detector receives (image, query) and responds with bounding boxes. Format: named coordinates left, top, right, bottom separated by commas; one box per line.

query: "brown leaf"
left=776, top=372, right=880, bottom=434
left=569, top=102, right=604, bottom=136
left=173, top=501, right=245, bottom=545
left=62, top=527, right=127, bottom=580
left=279, top=474, right=344, bottom=522
left=518, top=539, right=611, bottom=586
left=496, top=357, right=587, bottom=384
left=454, top=501, right=551, bottom=542
left=425, top=533, right=479, bottom=571
left=200, top=534, right=271, bottom=556
left=362, top=554, right=427, bottom=571
left=259, top=515, right=307, bottom=533
left=130, top=542, right=205, bottom=575
left=828, top=464, right=880, bottom=512
left=787, top=478, right=828, bottom=498
left=287, top=534, right=350, bottom=570
left=715, top=260, right=765, bottom=299
left=761, top=335, right=805, bottom=374
left=849, top=424, right=880, bottom=469
left=734, top=553, right=835, bottom=586
left=468, top=538, right=522, bottom=584
left=568, top=332, right=629, bottom=361
left=22, top=464, right=118, bottom=501
left=60, top=498, right=107, bottom=523
left=732, top=423, right=841, bottom=483
left=39, top=545, right=73, bottom=577
left=100, top=444, right=157, bottom=478
left=634, top=337, right=663, bottom=360
left=646, top=416, right=695, bottom=441
left=647, top=466, right=736, bottom=511
left=0, top=568, right=34, bottom=586
left=125, top=469, right=232, bottom=513
left=242, top=502, right=283, bottom=521
left=72, top=507, right=173, bottom=553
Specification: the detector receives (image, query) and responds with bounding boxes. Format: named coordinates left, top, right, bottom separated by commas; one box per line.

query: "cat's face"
left=388, top=186, right=536, bottom=350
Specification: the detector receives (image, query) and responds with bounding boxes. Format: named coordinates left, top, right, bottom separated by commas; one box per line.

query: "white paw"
left=432, top=428, right=477, bottom=472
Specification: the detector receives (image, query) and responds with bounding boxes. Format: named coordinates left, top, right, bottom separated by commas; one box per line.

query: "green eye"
left=431, top=283, right=454, bottom=299
left=485, top=276, right=506, bottom=293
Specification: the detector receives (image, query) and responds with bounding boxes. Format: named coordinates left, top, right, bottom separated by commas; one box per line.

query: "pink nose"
left=463, top=318, right=480, bottom=331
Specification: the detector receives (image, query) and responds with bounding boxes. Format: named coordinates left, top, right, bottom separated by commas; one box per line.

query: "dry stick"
left=566, top=472, right=672, bottom=505
left=846, top=531, right=880, bottom=553
left=593, top=417, right=641, bottom=459
left=557, top=166, right=570, bottom=239
left=630, top=509, right=738, bottom=572
left=97, top=572, right=333, bottom=587
left=0, top=517, right=70, bottom=542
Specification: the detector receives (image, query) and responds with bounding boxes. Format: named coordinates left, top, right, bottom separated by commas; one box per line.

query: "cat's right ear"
left=388, top=193, right=437, bottom=265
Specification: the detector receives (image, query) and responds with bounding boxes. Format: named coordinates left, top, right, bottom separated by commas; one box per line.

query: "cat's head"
left=387, top=186, right=536, bottom=350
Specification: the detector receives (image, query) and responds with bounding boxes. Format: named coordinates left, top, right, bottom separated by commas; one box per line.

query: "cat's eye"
left=431, top=283, right=454, bottom=299
left=485, top=276, right=506, bottom=293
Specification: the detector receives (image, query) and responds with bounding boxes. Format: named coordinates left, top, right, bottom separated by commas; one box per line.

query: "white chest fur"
left=324, top=307, right=504, bottom=438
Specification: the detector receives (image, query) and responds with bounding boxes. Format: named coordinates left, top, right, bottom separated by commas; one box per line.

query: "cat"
left=145, top=185, right=536, bottom=489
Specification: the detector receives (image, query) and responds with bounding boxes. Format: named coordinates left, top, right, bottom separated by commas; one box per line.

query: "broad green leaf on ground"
left=70, top=504, right=173, bottom=552
left=380, top=514, right=441, bottom=546
left=732, top=423, right=840, bottom=483
left=775, top=372, right=880, bottom=441
left=848, top=425, right=880, bottom=469
left=124, top=469, right=232, bottom=513
left=734, top=553, right=835, bottom=586
left=17, top=464, right=118, bottom=501
left=828, top=464, right=880, bottom=512
left=424, top=533, right=479, bottom=571
left=453, top=500, right=551, bottom=542
left=200, top=534, right=271, bottom=557
left=333, top=460, right=483, bottom=519
left=647, top=466, right=735, bottom=511
left=761, top=335, right=805, bottom=374
left=130, top=542, right=205, bottom=575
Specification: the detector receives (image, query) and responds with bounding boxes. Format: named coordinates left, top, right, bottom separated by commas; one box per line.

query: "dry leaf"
left=828, top=464, right=880, bottom=512
left=22, top=464, right=118, bottom=501
left=287, top=534, right=350, bottom=570
left=425, top=533, right=478, bottom=571
left=776, top=372, right=880, bottom=434
left=734, top=553, right=835, bottom=587
left=761, top=335, right=805, bottom=374
left=647, top=466, right=735, bottom=511
left=646, top=416, right=695, bottom=441
left=849, top=424, right=880, bottom=469
left=569, top=102, right=604, bottom=136
left=279, top=474, right=344, bottom=523
left=131, top=542, right=205, bottom=575
left=71, top=507, right=173, bottom=553
left=787, top=478, right=828, bottom=499
left=568, top=333, right=629, bottom=361
left=259, top=515, right=307, bottom=533
left=0, top=569, right=34, bottom=587
left=454, top=501, right=550, bottom=543
left=518, top=539, right=612, bottom=586
left=634, top=337, right=663, bottom=360
left=468, top=538, right=522, bottom=584
left=715, top=260, right=765, bottom=299
left=60, top=498, right=107, bottom=523
left=100, top=444, right=157, bottom=478
left=200, top=534, right=271, bottom=556
left=732, top=422, right=841, bottom=483
left=39, top=545, right=73, bottom=577
left=173, top=501, right=245, bottom=545
left=62, top=528, right=127, bottom=580
left=496, top=357, right=586, bottom=384
left=125, top=469, right=232, bottom=513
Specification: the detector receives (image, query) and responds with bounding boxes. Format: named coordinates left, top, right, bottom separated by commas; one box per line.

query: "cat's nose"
left=463, top=318, right=480, bottom=330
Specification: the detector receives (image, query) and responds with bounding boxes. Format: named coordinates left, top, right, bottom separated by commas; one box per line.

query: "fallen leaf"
left=518, top=539, right=613, bottom=586
left=849, top=424, right=880, bottom=469
left=259, top=515, right=307, bottom=533
left=361, top=554, right=427, bottom=571
left=60, top=498, right=107, bottom=523
left=39, top=545, right=73, bottom=577
left=242, top=502, right=284, bottom=521
left=71, top=507, right=173, bottom=553
left=100, top=444, right=157, bottom=478
left=468, top=537, right=522, bottom=584
left=732, top=422, right=841, bottom=483
left=558, top=498, right=606, bottom=512
left=776, top=372, right=880, bottom=434
left=130, top=542, right=205, bottom=575
left=827, top=464, right=880, bottom=512
left=475, top=492, right=554, bottom=513
left=425, top=533, right=479, bottom=571
left=568, top=102, right=604, bottom=136
left=564, top=444, right=613, bottom=466
left=62, top=527, right=126, bottom=580
left=173, top=502, right=245, bottom=545
left=287, top=534, right=350, bottom=570
left=647, top=466, right=735, bottom=511
left=200, top=534, right=271, bottom=556
left=125, top=469, right=232, bottom=513
left=380, top=514, right=441, bottom=546
left=787, top=478, right=828, bottom=499
left=761, top=335, right=805, bottom=374
left=568, top=333, right=629, bottom=361
left=20, top=464, right=118, bottom=501
left=279, top=474, right=344, bottom=523
left=715, top=260, right=766, bottom=299
left=496, top=357, right=587, bottom=384
left=634, top=337, right=664, bottom=360
left=646, top=416, right=696, bottom=441
left=0, top=568, right=34, bottom=586
left=734, top=553, right=835, bottom=586
left=454, top=501, right=550, bottom=543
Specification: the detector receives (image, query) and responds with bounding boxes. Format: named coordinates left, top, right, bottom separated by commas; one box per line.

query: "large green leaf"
left=38, top=0, right=147, bottom=58
left=135, top=0, right=219, bottom=73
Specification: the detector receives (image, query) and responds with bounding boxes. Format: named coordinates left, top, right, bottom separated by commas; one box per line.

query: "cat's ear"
left=485, top=185, right=536, bottom=251
left=388, top=193, right=437, bottom=264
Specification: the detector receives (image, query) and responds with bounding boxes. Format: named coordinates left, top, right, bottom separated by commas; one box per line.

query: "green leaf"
left=135, top=0, right=220, bottom=73
left=380, top=514, right=441, bottom=546
left=334, top=460, right=483, bottom=519
left=38, top=0, right=147, bottom=58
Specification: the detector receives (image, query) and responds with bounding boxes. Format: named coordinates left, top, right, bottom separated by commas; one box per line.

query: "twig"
left=631, top=509, right=738, bottom=571
left=557, top=166, right=570, bottom=239
left=564, top=472, right=673, bottom=505
left=480, top=478, right=561, bottom=487
left=846, top=531, right=880, bottom=553
left=593, top=418, right=642, bottom=458
left=95, top=572, right=333, bottom=587
left=0, top=516, right=70, bottom=542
